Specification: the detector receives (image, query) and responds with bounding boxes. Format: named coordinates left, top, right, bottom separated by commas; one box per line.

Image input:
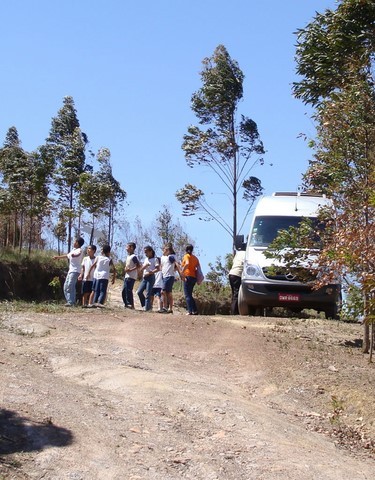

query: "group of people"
left=53, top=238, right=202, bottom=315
left=53, top=238, right=116, bottom=308
left=121, top=241, right=201, bottom=315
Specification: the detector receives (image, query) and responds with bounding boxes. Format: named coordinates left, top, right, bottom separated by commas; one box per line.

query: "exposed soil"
left=1, top=283, right=374, bottom=479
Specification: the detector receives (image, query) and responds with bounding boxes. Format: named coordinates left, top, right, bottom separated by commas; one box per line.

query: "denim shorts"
left=152, top=287, right=162, bottom=297
left=162, top=276, right=175, bottom=293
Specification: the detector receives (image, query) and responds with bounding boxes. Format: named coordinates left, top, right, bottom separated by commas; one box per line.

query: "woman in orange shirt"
left=181, top=244, right=200, bottom=315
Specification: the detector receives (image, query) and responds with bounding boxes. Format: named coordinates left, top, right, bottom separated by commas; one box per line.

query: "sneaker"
left=166, top=309, right=173, bottom=314
left=64, top=303, right=73, bottom=307
left=186, top=312, right=192, bottom=316
left=157, top=308, right=167, bottom=313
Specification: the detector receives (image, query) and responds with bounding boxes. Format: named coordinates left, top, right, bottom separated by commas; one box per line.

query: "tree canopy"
left=176, top=45, right=265, bottom=250
left=0, top=97, right=127, bottom=254
left=293, top=0, right=375, bottom=354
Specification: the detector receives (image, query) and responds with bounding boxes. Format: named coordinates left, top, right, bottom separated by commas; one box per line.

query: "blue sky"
left=1, top=0, right=338, bottom=271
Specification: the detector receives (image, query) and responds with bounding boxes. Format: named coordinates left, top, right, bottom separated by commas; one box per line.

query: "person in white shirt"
left=78, top=245, right=97, bottom=307
left=121, top=242, right=140, bottom=309
left=53, top=237, right=84, bottom=307
left=229, top=249, right=246, bottom=315
left=158, top=243, right=182, bottom=314
left=150, top=259, right=163, bottom=311
left=137, top=246, right=160, bottom=311
left=88, top=244, right=116, bottom=306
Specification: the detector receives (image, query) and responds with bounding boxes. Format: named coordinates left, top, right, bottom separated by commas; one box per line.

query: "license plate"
left=278, top=293, right=300, bottom=302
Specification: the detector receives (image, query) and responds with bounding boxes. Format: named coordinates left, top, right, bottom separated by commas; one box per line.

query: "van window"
left=250, top=216, right=314, bottom=247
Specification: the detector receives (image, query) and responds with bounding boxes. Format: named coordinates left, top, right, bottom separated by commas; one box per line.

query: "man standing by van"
left=229, top=249, right=245, bottom=315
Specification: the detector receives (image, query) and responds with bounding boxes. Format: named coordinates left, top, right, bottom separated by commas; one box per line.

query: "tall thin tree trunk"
left=28, top=216, right=33, bottom=255
left=5, top=217, right=10, bottom=247
left=363, top=294, right=370, bottom=354
left=19, top=211, right=24, bottom=253
left=231, top=116, right=238, bottom=253
left=108, top=202, right=113, bottom=245
left=68, top=185, right=74, bottom=251
left=89, top=213, right=95, bottom=245
left=13, top=213, right=17, bottom=248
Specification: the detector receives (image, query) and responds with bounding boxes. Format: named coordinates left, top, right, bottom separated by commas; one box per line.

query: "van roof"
left=272, top=191, right=326, bottom=198
left=254, top=193, right=331, bottom=217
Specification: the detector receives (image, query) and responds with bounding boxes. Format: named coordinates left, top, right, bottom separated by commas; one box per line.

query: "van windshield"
left=249, top=216, right=316, bottom=247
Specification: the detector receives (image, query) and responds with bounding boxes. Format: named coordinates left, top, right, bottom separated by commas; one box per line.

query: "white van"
left=236, top=192, right=341, bottom=318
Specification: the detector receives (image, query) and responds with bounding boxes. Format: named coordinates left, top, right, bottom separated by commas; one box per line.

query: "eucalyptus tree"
left=156, top=205, right=191, bottom=260
left=41, top=96, right=88, bottom=250
left=0, top=128, right=54, bottom=252
left=176, top=45, right=265, bottom=250
left=80, top=147, right=126, bottom=245
left=293, top=0, right=375, bottom=354
left=0, top=126, right=27, bottom=247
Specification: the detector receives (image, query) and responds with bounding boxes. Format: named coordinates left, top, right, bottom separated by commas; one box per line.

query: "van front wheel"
left=238, top=287, right=258, bottom=316
left=238, top=286, right=249, bottom=316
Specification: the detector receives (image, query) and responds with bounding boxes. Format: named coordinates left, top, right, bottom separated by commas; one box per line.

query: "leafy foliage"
left=41, top=96, right=88, bottom=250
left=293, top=0, right=375, bottom=354
left=294, top=0, right=375, bottom=106
left=0, top=128, right=53, bottom=252
left=206, top=253, right=233, bottom=286
left=176, top=45, right=265, bottom=249
left=80, top=147, right=126, bottom=245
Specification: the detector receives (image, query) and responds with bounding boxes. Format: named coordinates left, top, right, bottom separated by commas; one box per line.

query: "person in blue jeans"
left=53, top=237, right=84, bottom=306
left=180, top=244, right=200, bottom=315
left=122, top=242, right=140, bottom=309
left=88, top=244, right=116, bottom=307
left=137, top=246, right=160, bottom=311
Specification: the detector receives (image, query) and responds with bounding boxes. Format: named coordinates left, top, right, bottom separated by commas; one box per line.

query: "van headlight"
left=243, top=262, right=263, bottom=279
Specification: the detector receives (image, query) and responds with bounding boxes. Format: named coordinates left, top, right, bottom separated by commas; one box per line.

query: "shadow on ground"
left=0, top=408, right=73, bottom=455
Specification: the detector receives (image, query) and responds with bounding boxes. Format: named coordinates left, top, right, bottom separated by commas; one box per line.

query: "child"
left=122, top=242, right=140, bottom=309
left=159, top=243, right=182, bottom=314
left=88, top=244, right=116, bottom=307
left=137, top=246, right=160, bottom=311
left=78, top=245, right=97, bottom=307
left=150, top=258, right=163, bottom=311
left=53, top=237, right=85, bottom=306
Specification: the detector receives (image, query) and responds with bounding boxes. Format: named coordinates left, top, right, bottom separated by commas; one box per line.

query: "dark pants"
left=122, top=277, right=136, bottom=307
left=137, top=274, right=155, bottom=311
left=94, top=279, right=109, bottom=305
left=229, top=274, right=242, bottom=315
left=183, top=276, right=197, bottom=313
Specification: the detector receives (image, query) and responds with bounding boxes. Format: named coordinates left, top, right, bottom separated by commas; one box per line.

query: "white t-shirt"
left=82, top=256, right=96, bottom=281
left=160, top=254, right=176, bottom=278
left=142, top=257, right=160, bottom=277
left=68, top=248, right=83, bottom=273
left=125, top=254, right=139, bottom=280
left=94, top=255, right=112, bottom=280
left=153, top=271, right=163, bottom=289
left=229, top=250, right=246, bottom=277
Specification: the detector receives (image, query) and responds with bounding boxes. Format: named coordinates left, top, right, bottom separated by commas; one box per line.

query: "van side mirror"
left=235, top=235, right=246, bottom=251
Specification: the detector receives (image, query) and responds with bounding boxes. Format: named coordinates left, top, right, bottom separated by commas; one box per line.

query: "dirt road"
left=1, top=291, right=374, bottom=479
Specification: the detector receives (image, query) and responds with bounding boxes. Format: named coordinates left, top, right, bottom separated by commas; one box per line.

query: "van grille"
left=262, top=267, right=316, bottom=283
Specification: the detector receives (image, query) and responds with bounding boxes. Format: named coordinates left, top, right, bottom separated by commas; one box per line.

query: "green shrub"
left=174, top=282, right=231, bottom=315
